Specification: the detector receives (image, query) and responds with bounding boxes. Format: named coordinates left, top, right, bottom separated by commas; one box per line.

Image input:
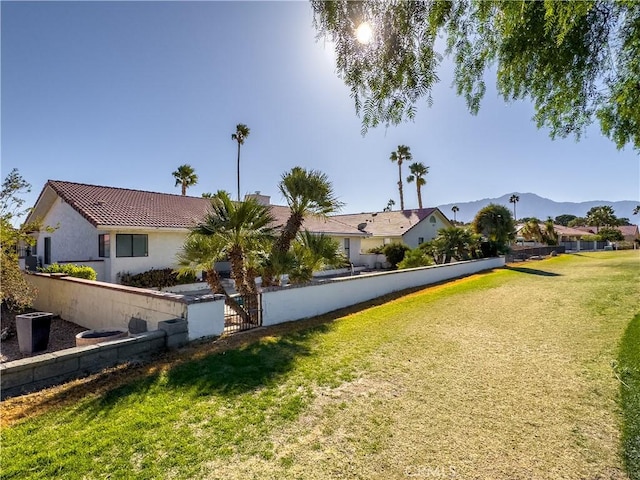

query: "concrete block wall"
left=1, top=320, right=189, bottom=400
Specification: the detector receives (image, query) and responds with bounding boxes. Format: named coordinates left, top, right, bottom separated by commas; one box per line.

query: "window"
left=116, top=234, right=148, bottom=257
left=429, top=216, right=436, bottom=224
left=44, top=237, right=51, bottom=264
left=418, top=237, right=424, bottom=245
left=99, top=234, right=110, bottom=258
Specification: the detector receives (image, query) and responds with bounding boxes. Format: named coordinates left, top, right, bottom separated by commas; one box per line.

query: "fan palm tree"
left=192, top=191, right=275, bottom=298
left=432, top=227, right=480, bottom=264
left=634, top=205, right=640, bottom=216
left=543, top=217, right=559, bottom=245
left=231, top=124, right=250, bottom=201
left=406, top=162, right=429, bottom=208
left=172, top=164, right=198, bottom=196
left=509, top=194, right=520, bottom=221
left=288, top=231, right=347, bottom=284
left=390, top=145, right=412, bottom=210
left=262, top=166, right=343, bottom=286
left=451, top=205, right=459, bottom=222
left=521, top=218, right=544, bottom=243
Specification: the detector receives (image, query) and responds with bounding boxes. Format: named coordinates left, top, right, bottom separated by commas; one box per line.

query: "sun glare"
left=355, top=22, right=373, bottom=45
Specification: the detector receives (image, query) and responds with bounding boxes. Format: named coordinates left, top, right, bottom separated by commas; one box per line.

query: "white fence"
left=262, top=257, right=505, bottom=326
left=24, top=257, right=504, bottom=340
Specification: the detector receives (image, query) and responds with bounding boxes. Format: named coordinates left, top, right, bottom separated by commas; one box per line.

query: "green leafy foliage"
left=598, top=228, right=624, bottom=242
left=39, top=263, right=97, bottom=280
left=555, top=214, right=577, bottom=226
left=618, top=314, right=640, bottom=479
left=382, top=242, right=411, bottom=268
left=1, top=169, right=40, bottom=311
left=471, top=203, right=515, bottom=253
left=312, top=1, right=640, bottom=150
left=118, top=268, right=196, bottom=289
left=397, top=248, right=433, bottom=269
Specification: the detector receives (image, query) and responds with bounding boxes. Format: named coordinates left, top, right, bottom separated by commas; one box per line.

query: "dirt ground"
left=0, top=309, right=87, bottom=363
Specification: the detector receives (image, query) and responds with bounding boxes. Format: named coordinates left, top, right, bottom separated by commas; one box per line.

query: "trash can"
left=16, top=312, right=53, bottom=354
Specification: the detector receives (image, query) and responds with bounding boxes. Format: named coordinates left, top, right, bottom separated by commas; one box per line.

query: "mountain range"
left=436, top=193, right=639, bottom=225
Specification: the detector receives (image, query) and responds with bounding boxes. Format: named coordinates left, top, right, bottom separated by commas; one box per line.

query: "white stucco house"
left=333, top=208, right=454, bottom=252
left=25, top=181, right=369, bottom=283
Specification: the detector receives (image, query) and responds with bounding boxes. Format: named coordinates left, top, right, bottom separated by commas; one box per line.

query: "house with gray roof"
left=333, top=208, right=453, bottom=252
left=25, top=181, right=369, bottom=283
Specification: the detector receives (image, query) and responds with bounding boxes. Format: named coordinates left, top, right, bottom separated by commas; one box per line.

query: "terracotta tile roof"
left=41, top=180, right=366, bottom=236
left=333, top=208, right=440, bottom=237
left=47, top=180, right=211, bottom=229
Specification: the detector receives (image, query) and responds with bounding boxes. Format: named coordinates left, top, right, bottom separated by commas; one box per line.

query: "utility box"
left=16, top=312, right=53, bottom=354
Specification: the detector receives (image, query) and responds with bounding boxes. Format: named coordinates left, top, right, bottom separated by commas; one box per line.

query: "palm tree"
left=192, top=191, right=275, bottom=298
left=390, top=145, right=412, bottom=210
left=586, top=205, right=616, bottom=233
left=288, top=231, right=347, bottom=284
left=634, top=205, right=640, bottom=216
left=231, top=124, right=250, bottom=201
left=509, top=194, right=520, bottom=221
left=172, top=164, right=198, bottom=196
left=521, top=218, right=544, bottom=243
left=406, top=162, right=429, bottom=208
left=451, top=205, right=459, bottom=223
left=543, top=217, right=559, bottom=245
left=430, top=227, right=480, bottom=264
left=262, top=166, right=343, bottom=286
left=384, top=199, right=395, bottom=212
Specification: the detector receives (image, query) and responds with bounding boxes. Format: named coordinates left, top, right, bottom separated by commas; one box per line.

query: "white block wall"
left=262, top=257, right=505, bottom=326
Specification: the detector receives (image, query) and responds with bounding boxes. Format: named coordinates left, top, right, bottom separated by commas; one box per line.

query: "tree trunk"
left=417, top=185, right=423, bottom=209
left=237, top=142, right=241, bottom=201
left=182, top=182, right=187, bottom=196
left=262, top=212, right=304, bottom=287
left=398, top=163, right=404, bottom=210
left=205, top=268, right=253, bottom=324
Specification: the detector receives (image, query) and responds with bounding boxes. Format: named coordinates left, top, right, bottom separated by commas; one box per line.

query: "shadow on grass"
left=89, top=325, right=330, bottom=415
left=618, top=313, right=640, bottom=479
left=3, top=269, right=500, bottom=424
left=504, top=266, right=562, bottom=277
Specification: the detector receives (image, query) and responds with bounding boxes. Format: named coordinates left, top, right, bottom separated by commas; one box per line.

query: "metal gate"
left=224, top=293, right=262, bottom=333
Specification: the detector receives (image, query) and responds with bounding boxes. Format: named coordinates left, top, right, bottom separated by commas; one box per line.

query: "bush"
left=39, top=263, right=97, bottom=280
left=382, top=242, right=411, bottom=268
left=118, top=268, right=197, bottom=289
left=366, top=245, right=385, bottom=254
left=397, top=248, right=434, bottom=269
left=599, top=227, right=624, bottom=242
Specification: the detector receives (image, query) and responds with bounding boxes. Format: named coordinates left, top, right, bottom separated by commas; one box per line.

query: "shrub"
left=118, top=268, right=197, bottom=289
left=366, top=245, right=385, bottom=254
left=599, top=227, right=624, bottom=242
left=382, top=242, right=411, bottom=268
left=397, top=248, right=434, bottom=269
left=39, top=263, right=97, bottom=280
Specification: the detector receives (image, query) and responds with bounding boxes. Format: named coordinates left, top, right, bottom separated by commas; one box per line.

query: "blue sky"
left=2, top=1, right=638, bottom=220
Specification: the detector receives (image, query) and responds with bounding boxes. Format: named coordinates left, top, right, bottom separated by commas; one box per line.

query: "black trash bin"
left=16, top=312, right=53, bottom=354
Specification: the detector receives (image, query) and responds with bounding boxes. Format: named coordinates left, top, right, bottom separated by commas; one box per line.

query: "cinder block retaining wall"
left=0, top=319, right=188, bottom=400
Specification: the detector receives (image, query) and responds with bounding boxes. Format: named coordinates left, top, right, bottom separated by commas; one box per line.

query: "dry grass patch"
left=1, top=251, right=638, bottom=479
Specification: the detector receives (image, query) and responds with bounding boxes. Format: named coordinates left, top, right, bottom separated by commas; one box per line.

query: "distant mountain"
left=437, top=193, right=639, bottom=224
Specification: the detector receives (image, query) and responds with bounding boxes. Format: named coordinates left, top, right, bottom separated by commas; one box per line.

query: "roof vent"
left=357, top=222, right=368, bottom=231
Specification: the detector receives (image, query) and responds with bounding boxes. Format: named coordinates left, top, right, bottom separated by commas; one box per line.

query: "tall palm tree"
left=509, top=194, right=520, bottom=221
left=451, top=205, right=459, bottom=222
left=390, top=145, right=412, bottom=210
left=262, top=166, right=343, bottom=286
left=231, top=124, right=250, bottom=201
left=172, top=164, right=198, bottom=196
left=406, top=162, right=429, bottom=208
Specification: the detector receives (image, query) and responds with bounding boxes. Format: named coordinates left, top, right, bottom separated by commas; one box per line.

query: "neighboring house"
left=25, top=181, right=368, bottom=283
left=333, top=208, right=454, bottom=252
left=571, top=225, right=640, bottom=243
left=516, top=224, right=593, bottom=243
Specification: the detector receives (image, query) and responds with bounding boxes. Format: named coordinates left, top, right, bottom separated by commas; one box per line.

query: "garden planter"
left=76, top=329, right=128, bottom=347
left=16, top=312, right=53, bottom=354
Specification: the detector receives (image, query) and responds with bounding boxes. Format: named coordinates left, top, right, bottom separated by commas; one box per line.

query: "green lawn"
left=2, top=251, right=639, bottom=479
